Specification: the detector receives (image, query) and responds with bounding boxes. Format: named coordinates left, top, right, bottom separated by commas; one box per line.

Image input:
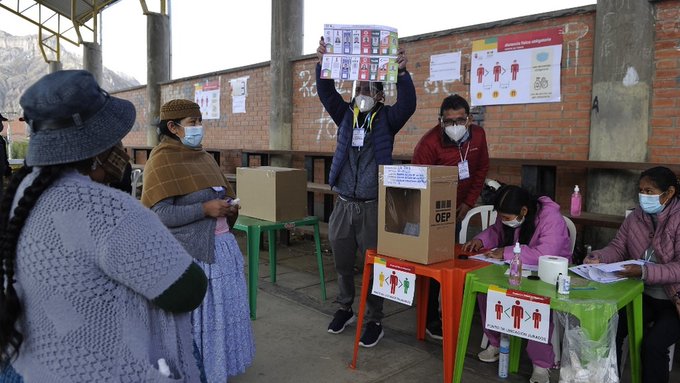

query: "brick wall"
left=649, top=1, right=680, bottom=163
left=114, top=3, right=680, bottom=207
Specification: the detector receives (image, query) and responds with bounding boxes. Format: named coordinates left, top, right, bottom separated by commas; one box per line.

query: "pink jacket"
left=592, top=197, right=680, bottom=317
left=475, top=196, right=572, bottom=265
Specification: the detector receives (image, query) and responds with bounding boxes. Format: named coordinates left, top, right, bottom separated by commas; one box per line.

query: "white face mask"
left=502, top=215, right=524, bottom=228
left=180, top=125, right=204, bottom=147
left=444, top=124, right=467, bottom=142
left=355, top=95, right=375, bottom=113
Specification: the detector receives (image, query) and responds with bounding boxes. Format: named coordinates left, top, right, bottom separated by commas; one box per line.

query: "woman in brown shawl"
left=142, top=99, right=254, bottom=382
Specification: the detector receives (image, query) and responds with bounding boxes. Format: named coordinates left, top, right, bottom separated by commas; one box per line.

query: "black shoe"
left=359, top=321, right=384, bottom=348
left=327, top=309, right=356, bottom=334
left=426, top=319, right=443, bottom=341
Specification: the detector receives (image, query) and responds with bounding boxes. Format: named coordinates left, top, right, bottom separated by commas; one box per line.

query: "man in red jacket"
left=412, top=94, right=489, bottom=339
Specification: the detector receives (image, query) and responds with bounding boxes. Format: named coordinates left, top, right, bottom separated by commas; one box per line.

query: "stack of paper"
left=569, top=260, right=645, bottom=283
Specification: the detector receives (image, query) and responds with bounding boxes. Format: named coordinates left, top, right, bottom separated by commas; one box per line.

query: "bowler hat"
left=20, top=70, right=136, bottom=166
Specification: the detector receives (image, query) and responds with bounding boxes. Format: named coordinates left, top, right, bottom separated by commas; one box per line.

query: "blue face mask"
left=639, top=193, right=665, bottom=214
left=179, top=125, right=203, bottom=147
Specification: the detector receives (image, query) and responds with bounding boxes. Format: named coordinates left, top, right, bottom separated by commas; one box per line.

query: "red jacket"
left=412, top=124, right=489, bottom=207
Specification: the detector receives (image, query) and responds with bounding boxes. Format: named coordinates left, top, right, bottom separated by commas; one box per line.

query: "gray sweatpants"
left=328, top=197, right=384, bottom=322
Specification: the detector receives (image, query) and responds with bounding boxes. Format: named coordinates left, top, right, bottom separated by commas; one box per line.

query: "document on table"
left=470, top=253, right=507, bottom=265
left=569, top=260, right=645, bottom=283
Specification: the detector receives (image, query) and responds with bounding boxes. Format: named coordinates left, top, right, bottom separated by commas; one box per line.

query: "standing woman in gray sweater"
left=142, top=99, right=255, bottom=383
left=0, top=71, right=207, bottom=382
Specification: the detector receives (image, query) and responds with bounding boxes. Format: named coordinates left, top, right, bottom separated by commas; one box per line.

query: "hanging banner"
left=320, top=24, right=399, bottom=83
left=194, top=79, right=221, bottom=120
left=371, top=258, right=416, bottom=306
left=485, top=285, right=551, bottom=344
left=470, top=28, right=563, bottom=106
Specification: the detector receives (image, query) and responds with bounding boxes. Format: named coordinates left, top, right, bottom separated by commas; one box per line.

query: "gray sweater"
left=151, top=187, right=224, bottom=263
left=12, top=170, right=199, bottom=382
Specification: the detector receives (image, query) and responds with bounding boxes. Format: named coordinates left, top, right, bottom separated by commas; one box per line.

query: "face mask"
left=99, top=143, right=130, bottom=183
left=639, top=193, right=665, bottom=214
left=502, top=215, right=524, bottom=228
left=180, top=125, right=204, bottom=147
left=355, top=95, right=375, bottom=113
left=444, top=124, right=467, bottom=142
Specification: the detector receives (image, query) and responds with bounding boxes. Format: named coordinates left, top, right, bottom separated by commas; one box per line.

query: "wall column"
left=586, top=0, right=656, bottom=246
left=83, top=42, right=103, bottom=85
left=146, top=12, right=171, bottom=146
left=269, top=0, right=303, bottom=167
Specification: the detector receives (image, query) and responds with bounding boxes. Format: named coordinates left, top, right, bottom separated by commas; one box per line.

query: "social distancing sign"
left=485, top=285, right=551, bottom=344
left=372, top=258, right=416, bottom=306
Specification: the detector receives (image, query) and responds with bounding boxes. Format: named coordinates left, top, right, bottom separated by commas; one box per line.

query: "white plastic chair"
left=563, top=215, right=577, bottom=254
left=459, top=205, right=497, bottom=244
left=131, top=168, right=143, bottom=199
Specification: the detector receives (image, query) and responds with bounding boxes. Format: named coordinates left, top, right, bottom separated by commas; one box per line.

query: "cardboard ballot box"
left=378, top=165, right=458, bottom=264
left=236, top=166, right=307, bottom=222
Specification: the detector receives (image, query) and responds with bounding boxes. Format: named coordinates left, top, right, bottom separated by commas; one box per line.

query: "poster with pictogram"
left=371, top=258, right=416, bottom=306
left=485, top=285, right=551, bottom=344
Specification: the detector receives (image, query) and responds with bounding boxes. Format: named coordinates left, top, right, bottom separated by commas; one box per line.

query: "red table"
left=350, top=247, right=487, bottom=383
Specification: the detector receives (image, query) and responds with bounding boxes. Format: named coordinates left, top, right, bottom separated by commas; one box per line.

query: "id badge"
left=352, top=128, right=365, bottom=147
left=458, top=160, right=470, bottom=180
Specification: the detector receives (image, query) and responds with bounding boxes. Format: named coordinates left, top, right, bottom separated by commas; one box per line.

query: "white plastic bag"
left=556, top=302, right=620, bottom=383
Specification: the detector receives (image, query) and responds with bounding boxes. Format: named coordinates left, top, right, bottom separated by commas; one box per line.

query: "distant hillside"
left=0, top=30, right=140, bottom=119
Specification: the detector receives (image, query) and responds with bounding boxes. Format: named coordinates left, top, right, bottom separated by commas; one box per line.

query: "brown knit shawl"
left=141, top=138, right=234, bottom=207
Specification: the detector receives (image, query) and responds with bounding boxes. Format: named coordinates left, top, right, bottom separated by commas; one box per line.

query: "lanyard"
left=458, top=140, right=470, bottom=163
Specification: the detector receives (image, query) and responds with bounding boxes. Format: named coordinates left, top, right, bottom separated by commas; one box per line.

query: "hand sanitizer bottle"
left=498, top=333, right=510, bottom=378
left=509, top=242, right=522, bottom=286
left=570, top=185, right=582, bottom=217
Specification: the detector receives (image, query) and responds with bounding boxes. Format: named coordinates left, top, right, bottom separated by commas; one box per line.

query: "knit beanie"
left=160, top=99, right=202, bottom=120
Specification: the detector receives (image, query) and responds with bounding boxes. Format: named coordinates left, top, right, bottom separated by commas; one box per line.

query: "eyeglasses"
left=440, top=117, right=468, bottom=126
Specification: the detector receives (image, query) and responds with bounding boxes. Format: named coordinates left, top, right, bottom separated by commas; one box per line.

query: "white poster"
left=429, top=52, right=462, bottom=82
left=232, top=95, right=246, bottom=114
left=194, top=79, right=220, bottom=120
left=470, top=28, right=563, bottom=106
left=371, top=258, right=416, bottom=306
left=485, top=285, right=551, bottom=344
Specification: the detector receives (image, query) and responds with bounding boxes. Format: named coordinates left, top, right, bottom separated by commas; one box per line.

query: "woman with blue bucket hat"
left=0, top=70, right=207, bottom=382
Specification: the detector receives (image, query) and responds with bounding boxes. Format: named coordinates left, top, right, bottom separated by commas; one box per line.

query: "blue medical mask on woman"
left=180, top=125, right=204, bottom=147
left=639, top=192, right=666, bottom=214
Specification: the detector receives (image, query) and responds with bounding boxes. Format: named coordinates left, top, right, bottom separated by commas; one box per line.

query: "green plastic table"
left=233, top=215, right=326, bottom=319
left=454, top=265, right=643, bottom=383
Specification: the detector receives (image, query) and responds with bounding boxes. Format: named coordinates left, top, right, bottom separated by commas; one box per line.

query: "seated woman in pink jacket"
left=463, top=185, right=572, bottom=383
left=584, top=166, right=680, bottom=383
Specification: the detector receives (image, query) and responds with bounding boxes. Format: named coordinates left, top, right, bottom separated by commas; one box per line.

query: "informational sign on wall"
left=229, top=76, right=249, bottom=114
left=470, top=28, right=563, bottom=106
left=320, top=24, right=399, bottom=83
left=194, top=79, right=221, bottom=119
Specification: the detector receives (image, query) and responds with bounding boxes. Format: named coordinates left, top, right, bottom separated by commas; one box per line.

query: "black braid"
left=0, top=165, right=65, bottom=365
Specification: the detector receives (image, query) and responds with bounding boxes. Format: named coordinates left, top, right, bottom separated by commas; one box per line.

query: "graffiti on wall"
left=563, top=22, right=589, bottom=75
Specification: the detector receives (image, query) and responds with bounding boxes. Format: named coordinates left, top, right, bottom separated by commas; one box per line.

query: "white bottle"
left=498, top=333, right=510, bottom=378
left=509, top=242, right=522, bottom=286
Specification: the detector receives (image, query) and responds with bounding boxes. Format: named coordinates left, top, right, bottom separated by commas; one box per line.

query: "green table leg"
left=454, top=278, right=477, bottom=383
left=247, top=226, right=261, bottom=320
left=313, top=222, right=326, bottom=301
left=509, top=337, right=522, bottom=373
left=268, top=229, right=277, bottom=283
left=627, top=294, right=643, bottom=383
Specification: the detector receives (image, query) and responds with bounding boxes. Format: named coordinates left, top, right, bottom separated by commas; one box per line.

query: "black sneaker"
left=327, top=309, right=356, bottom=334
left=359, top=321, right=384, bottom=348
left=426, top=319, right=443, bottom=341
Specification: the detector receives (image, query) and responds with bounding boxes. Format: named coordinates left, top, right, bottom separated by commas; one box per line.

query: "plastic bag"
left=556, top=302, right=620, bottom=383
